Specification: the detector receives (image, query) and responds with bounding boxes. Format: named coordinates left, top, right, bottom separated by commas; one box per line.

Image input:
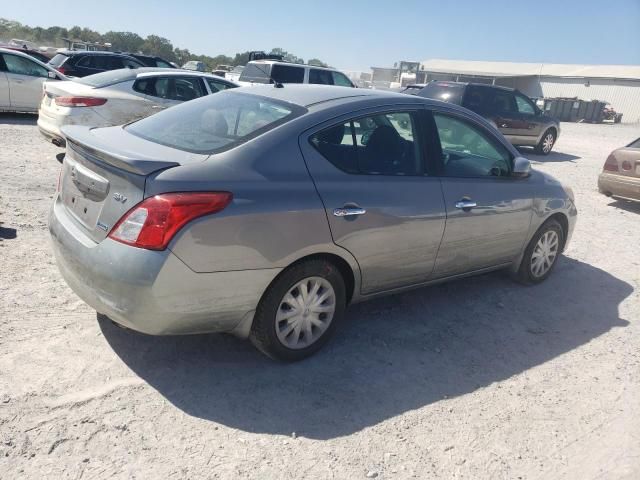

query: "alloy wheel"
left=542, top=133, right=555, bottom=153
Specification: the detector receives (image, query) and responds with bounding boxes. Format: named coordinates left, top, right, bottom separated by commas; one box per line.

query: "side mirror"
left=512, top=156, right=531, bottom=178
left=48, top=71, right=57, bottom=79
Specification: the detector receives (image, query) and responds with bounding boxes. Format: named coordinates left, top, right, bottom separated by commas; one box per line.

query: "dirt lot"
left=1, top=116, right=639, bottom=480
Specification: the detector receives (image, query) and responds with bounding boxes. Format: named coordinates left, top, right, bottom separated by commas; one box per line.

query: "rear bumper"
left=598, top=172, right=640, bottom=201
left=49, top=196, right=280, bottom=336
left=37, top=115, right=65, bottom=146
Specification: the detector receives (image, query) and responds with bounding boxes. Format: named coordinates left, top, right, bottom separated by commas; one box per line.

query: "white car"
left=0, top=48, right=67, bottom=113
left=38, top=68, right=238, bottom=147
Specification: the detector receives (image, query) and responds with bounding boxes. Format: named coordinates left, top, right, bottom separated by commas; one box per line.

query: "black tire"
left=534, top=129, right=556, bottom=155
left=515, top=219, right=564, bottom=284
left=249, top=259, right=346, bottom=361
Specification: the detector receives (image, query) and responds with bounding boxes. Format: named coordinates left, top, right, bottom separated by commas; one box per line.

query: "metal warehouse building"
left=420, top=59, right=640, bottom=123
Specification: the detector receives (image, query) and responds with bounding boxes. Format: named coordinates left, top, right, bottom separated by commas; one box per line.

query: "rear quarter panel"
left=148, top=120, right=354, bottom=274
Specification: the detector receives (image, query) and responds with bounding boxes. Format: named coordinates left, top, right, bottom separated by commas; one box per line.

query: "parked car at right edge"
left=406, top=82, right=561, bottom=155
left=49, top=85, right=576, bottom=361
left=38, top=68, right=238, bottom=147
left=598, top=137, right=640, bottom=202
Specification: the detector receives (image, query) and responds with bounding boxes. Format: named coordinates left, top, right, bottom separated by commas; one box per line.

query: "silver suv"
left=238, top=60, right=354, bottom=87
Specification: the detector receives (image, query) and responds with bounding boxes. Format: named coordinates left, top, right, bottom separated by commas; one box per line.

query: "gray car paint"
left=50, top=85, right=577, bottom=338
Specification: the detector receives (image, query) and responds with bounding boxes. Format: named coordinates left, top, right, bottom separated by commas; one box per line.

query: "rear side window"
left=126, top=91, right=304, bottom=154
left=48, top=53, right=68, bottom=67
left=133, top=77, right=171, bottom=98
left=309, top=69, right=333, bottom=85
left=310, top=112, right=421, bottom=176
left=239, top=63, right=271, bottom=83
left=418, top=83, right=464, bottom=105
left=433, top=113, right=511, bottom=177
left=271, top=64, right=304, bottom=83
left=121, top=57, right=141, bottom=69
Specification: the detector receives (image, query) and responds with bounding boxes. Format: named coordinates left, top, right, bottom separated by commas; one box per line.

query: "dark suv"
left=127, top=54, right=175, bottom=68
left=407, top=82, right=560, bottom=155
left=48, top=51, right=145, bottom=77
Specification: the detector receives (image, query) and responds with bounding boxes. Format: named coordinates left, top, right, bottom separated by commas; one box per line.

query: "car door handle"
left=455, top=200, right=477, bottom=211
left=333, top=207, right=366, bottom=217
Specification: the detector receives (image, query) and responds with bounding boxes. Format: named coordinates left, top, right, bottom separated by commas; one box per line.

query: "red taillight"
left=55, top=96, right=108, bottom=107
left=603, top=154, right=619, bottom=172
left=108, top=192, right=233, bottom=250
left=56, top=65, right=67, bottom=75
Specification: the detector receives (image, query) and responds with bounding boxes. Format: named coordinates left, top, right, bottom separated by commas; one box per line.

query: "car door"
left=1, top=53, right=50, bottom=110
left=300, top=108, right=447, bottom=294
left=484, top=88, right=521, bottom=139
left=429, top=110, right=534, bottom=277
left=513, top=91, right=543, bottom=141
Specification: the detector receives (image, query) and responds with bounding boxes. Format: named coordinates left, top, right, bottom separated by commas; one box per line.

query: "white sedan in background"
left=0, top=47, right=67, bottom=113
left=38, top=68, right=239, bottom=147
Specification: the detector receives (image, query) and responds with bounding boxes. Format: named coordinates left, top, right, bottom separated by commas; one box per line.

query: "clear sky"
left=3, top=0, right=640, bottom=71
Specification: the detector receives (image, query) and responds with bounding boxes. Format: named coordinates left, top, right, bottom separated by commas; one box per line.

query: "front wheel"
left=250, top=259, right=346, bottom=361
left=535, top=129, right=556, bottom=155
left=516, top=219, right=564, bottom=284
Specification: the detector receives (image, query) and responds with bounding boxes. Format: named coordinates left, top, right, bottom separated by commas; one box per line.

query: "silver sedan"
left=49, top=85, right=577, bottom=361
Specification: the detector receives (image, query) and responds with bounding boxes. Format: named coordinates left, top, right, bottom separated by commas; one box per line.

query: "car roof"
left=55, top=50, right=136, bottom=57
left=235, top=84, right=435, bottom=108
left=248, top=60, right=342, bottom=72
left=430, top=80, right=516, bottom=92
left=135, top=69, right=238, bottom=83
left=0, top=47, right=54, bottom=68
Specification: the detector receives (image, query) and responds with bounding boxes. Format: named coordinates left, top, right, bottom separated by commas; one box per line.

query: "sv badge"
left=113, top=192, right=128, bottom=204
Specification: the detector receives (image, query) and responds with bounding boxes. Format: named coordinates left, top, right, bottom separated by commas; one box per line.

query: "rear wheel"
left=250, top=259, right=346, bottom=361
left=535, top=129, right=556, bottom=155
left=516, top=219, right=564, bottom=284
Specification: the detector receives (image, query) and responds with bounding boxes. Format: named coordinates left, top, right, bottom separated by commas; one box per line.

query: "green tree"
left=103, top=31, right=144, bottom=53
left=307, top=58, right=327, bottom=67
left=142, top=35, right=176, bottom=62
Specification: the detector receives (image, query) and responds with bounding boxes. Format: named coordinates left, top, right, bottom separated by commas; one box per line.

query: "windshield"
left=75, top=69, right=138, bottom=87
left=126, top=91, right=306, bottom=154
left=418, top=82, right=465, bottom=105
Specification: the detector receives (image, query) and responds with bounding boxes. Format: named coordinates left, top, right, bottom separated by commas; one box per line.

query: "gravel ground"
left=1, top=115, right=639, bottom=480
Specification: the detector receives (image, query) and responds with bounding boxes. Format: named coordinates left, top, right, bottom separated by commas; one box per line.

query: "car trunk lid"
left=59, top=125, right=209, bottom=243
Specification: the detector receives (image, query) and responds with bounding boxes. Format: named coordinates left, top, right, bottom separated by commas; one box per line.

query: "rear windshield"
left=418, top=83, right=465, bottom=105
left=239, top=63, right=271, bottom=84
left=126, top=91, right=306, bottom=154
left=75, top=68, right=137, bottom=87
left=48, top=53, right=69, bottom=67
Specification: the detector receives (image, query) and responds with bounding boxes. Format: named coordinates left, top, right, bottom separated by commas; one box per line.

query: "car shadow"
left=517, top=147, right=581, bottom=163
left=0, top=112, right=37, bottom=125
left=607, top=198, right=640, bottom=213
left=100, top=257, right=631, bottom=440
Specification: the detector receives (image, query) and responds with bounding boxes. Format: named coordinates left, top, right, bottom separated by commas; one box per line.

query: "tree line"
left=0, top=18, right=328, bottom=69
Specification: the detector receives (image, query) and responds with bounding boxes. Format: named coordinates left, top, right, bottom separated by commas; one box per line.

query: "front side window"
left=310, top=111, right=421, bottom=176
left=515, top=93, right=535, bottom=114
left=171, top=77, right=205, bottom=101
left=271, top=64, right=305, bottom=83
left=2, top=54, right=48, bottom=77
left=332, top=71, right=353, bottom=87
left=126, top=91, right=304, bottom=154
left=433, top=113, right=511, bottom=177
left=206, top=78, right=235, bottom=93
